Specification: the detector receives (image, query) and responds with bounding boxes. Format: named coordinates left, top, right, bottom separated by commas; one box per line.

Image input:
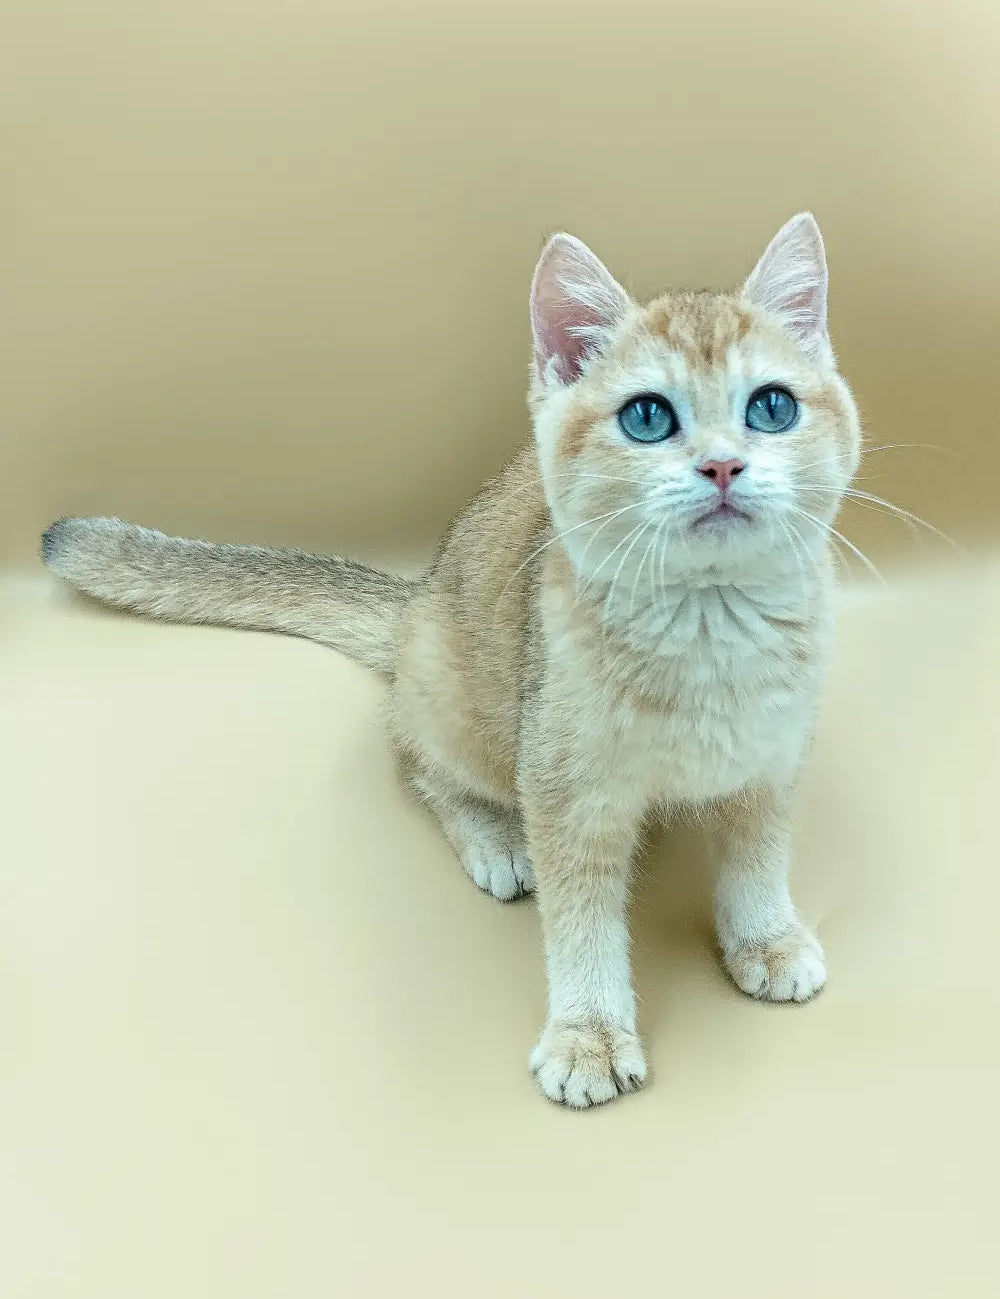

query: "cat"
left=42, top=213, right=860, bottom=1107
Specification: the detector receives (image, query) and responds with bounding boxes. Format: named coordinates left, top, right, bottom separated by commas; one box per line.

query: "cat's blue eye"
left=618, top=395, right=679, bottom=443
left=745, top=386, right=798, bottom=433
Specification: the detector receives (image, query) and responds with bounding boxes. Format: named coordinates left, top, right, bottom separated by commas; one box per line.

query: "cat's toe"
left=530, top=1020, right=646, bottom=1108
left=467, top=848, right=535, bottom=901
left=724, top=926, right=826, bottom=1002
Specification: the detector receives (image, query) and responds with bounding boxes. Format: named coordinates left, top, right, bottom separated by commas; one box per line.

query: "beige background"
left=3, top=0, right=999, bottom=566
left=2, top=2, right=998, bottom=1296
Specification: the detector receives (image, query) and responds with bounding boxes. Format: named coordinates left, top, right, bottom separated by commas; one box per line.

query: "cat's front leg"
left=520, top=758, right=648, bottom=1108
left=712, top=784, right=826, bottom=1003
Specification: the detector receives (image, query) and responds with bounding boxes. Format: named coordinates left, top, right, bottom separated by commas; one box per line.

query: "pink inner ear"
left=532, top=286, right=602, bottom=383
left=530, top=234, right=630, bottom=384
left=742, top=213, right=829, bottom=350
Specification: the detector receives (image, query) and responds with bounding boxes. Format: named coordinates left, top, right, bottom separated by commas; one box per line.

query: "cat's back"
left=428, top=445, right=548, bottom=593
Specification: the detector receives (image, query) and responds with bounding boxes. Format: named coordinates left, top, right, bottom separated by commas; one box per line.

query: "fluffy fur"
left=42, top=214, right=861, bottom=1107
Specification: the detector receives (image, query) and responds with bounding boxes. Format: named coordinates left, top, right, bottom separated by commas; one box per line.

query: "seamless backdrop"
left=1, top=4, right=998, bottom=1297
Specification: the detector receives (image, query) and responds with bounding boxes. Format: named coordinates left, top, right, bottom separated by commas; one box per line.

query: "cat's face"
left=529, top=216, right=861, bottom=593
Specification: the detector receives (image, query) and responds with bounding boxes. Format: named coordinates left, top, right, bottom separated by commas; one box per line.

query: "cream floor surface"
left=1, top=561, right=997, bottom=1297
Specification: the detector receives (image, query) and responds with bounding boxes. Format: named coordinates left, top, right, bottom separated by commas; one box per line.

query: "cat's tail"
left=40, top=516, right=415, bottom=674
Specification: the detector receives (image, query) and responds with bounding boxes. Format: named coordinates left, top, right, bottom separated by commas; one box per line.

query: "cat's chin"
left=690, top=501, right=754, bottom=532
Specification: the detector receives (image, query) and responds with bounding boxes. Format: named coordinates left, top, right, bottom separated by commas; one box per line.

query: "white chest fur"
left=572, top=578, right=829, bottom=804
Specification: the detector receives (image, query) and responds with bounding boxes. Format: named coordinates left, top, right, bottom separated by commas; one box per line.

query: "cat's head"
left=528, top=215, right=861, bottom=594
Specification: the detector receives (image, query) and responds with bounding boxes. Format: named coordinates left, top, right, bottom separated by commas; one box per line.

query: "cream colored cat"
left=42, top=213, right=860, bottom=1107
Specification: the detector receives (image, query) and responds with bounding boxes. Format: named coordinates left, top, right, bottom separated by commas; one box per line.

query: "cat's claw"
left=531, top=1020, right=647, bottom=1108
left=723, top=926, right=826, bottom=1002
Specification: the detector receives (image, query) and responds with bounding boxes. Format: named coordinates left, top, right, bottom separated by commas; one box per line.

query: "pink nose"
left=697, top=458, right=746, bottom=492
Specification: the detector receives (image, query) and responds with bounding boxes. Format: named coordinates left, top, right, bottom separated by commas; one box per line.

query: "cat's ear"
left=530, top=234, right=632, bottom=387
left=741, top=213, right=831, bottom=361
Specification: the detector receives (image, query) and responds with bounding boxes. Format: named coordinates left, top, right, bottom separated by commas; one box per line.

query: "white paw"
left=530, top=1020, right=647, bottom=1108
left=465, top=845, right=536, bottom=901
left=724, top=926, right=826, bottom=1002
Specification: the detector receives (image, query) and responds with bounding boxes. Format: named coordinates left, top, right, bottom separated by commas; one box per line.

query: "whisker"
left=630, top=523, right=663, bottom=622
left=793, top=441, right=959, bottom=482
left=775, top=515, right=809, bottom=587
left=795, top=515, right=849, bottom=576
left=793, top=465, right=892, bottom=483
left=657, top=515, right=671, bottom=602
left=574, top=520, right=646, bottom=608
left=791, top=516, right=834, bottom=577
left=795, top=486, right=962, bottom=551
left=575, top=505, right=642, bottom=579
left=644, top=517, right=672, bottom=613
left=572, top=471, right=651, bottom=487
left=502, top=470, right=651, bottom=497
left=842, top=490, right=962, bottom=551
left=791, top=506, right=886, bottom=586
left=496, top=500, right=646, bottom=603
left=597, top=520, right=652, bottom=617
left=860, top=441, right=960, bottom=459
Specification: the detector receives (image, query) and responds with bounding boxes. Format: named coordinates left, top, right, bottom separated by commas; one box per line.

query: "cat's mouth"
left=691, top=501, right=753, bottom=530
